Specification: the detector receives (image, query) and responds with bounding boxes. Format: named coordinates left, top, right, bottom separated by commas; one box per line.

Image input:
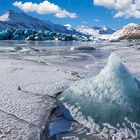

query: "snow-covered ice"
left=0, top=43, right=91, bottom=139
left=0, top=110, right=41, bottom=140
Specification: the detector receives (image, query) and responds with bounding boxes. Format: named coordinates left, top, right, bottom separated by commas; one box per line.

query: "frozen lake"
left=1, top=40, right=140, bottom=48
left=0, top=40, right=139, bottom=140
left=0, top=40, right=88, bottom=48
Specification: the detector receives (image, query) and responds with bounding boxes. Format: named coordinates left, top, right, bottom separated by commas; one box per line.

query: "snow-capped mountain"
left=0, top=10, right=80, bottom=35
left=110, top=23, right=140, bottom=41
left=93, top=26, right=115, bottom=34
left=77, top=26, right=115, bottom=36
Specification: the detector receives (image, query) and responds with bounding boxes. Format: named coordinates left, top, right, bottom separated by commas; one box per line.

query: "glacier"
left=0, top=28, right=90, bottom=41
left=0, top=28, right=106, bottom=41
left=59, top=53, right=140, bottom=126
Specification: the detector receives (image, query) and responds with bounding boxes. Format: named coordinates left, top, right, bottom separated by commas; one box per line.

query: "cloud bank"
left=94, top=0, right=140, bottom=18
left=13, top=1, right=77, bottom=18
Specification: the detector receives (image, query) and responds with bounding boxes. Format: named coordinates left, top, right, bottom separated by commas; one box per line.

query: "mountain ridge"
left=0, top=10, right=81, bottom=35
left=1, top=10, right=140, bottom=41
left=110, top=23, right=140, bottom=40
left=0, top=10, right=115, bottom=37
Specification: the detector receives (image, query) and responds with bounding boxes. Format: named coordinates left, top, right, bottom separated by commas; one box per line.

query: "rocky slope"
left=110, top=23, right=140, bottom=40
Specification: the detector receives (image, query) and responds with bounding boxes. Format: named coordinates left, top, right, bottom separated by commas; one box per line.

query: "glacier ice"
left=24, top=29, right=34, bottom=37
left=0, top=28, right=105, bottom=41
left=59, top=53, right=140, bottom=125
left=0, top=28, right=13, bottom=40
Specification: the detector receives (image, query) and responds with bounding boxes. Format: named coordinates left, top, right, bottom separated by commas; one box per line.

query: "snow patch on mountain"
left=0, top=11, right=12, bottom=21
left=77, top=26, right=99, bottom=36
left=77, top=26, right=115, bottom=36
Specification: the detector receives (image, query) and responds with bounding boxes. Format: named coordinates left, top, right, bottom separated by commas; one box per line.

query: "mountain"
left=0, top=10, right=80, bottom=35
left=92, top=26, right=115, bottom=34
left=110, top=23, right=140, bottom=41
left=77, top=26, right=115, bottom=36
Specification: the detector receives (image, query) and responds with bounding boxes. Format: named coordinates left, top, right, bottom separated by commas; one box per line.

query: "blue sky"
left=0, top=0, right=140, bottom=29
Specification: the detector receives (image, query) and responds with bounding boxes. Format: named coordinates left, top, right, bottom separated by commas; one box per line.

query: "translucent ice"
left=59, top=53, right=140, bottom=125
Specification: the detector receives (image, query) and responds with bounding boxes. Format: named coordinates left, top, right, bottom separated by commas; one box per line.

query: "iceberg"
left=59, top=53, right=140, bottom=126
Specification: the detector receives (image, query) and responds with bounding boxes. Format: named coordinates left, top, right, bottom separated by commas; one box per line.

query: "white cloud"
left=13, top=1, right=77, bottom=18
left=94, top=0, right=140, bottom=19
left=13, top=1, right=38, bottom=12
left=94, top=0, right=115, bottom=9
left=94, top=19, right=100, bottom=22
left=55, top=10, right=77, bottom=18
left=81, top=21, right=88, bottom=24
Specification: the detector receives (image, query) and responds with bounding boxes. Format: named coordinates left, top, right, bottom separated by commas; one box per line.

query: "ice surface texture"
left=60, top=53, right=140, bottom=125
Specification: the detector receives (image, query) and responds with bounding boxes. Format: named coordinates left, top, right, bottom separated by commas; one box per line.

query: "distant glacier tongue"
left=59, top=53, right=140, bottom=126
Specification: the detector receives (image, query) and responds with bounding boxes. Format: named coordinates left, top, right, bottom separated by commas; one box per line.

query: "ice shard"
left=59, top=53, right=140, bottom=125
